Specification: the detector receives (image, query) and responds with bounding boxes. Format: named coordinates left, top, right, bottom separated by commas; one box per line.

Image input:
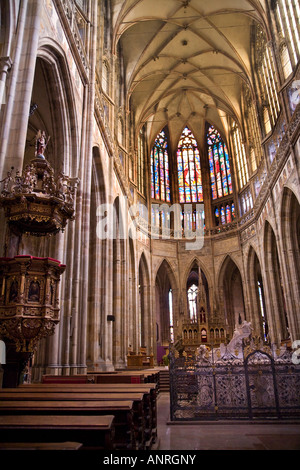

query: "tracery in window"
left=263, top=46, right=280, bottom=126
left=232, top=123, right=249, bottom=190
left=241, top=188, right=253, bottom=215
left=177, top=127, right=203, bottom=203
left=214, top=203, right=235, bottom=226
left=76, top=0, right=87, bottom=13
left=263, top=106, right=272, bottom=135
left=243, top=86, right=262, bottom=172
left=181, top=207, right=205, bottom=232
left=280, top=43, right=293, bottom=79
left=207, top=124, right=232, bottom=200
left=150, top=129, right=170, bottom=202
left=275, top=0, right=300, bottom=69
left=254, top=25, right=280, bottom=135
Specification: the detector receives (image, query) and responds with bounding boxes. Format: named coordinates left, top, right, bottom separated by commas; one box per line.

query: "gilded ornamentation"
left=0, top=132, right=79, bottom=236
left=243, top=335, right=272, bottom=359
left=0, top=256, right=65, bottom=352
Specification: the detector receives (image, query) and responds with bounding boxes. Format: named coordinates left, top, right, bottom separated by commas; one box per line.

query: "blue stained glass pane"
left=221, top=206, right=226, bottom=224
left=226, top=204, right=232, bottom=223
left=177, top=127, right=202, bottom=203
left=151, top=130, right=170, bottom=201
left=207, top=125, right=232, bottom=200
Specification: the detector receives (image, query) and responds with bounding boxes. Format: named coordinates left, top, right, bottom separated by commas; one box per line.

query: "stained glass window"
left=220, top=206, right=226, bottom=225
left=207, top=125, right=232, bottom=200
left=226, top=204, right=232, bottom=223
left=215, top=203, right=235, bottom=226
left=177, top=127, right=203, bottom=203
left=151, top=130, right=170, bottom=202
left=215, top=207, right=219, bottom=225
left=231, top=203, right=235, bottom=220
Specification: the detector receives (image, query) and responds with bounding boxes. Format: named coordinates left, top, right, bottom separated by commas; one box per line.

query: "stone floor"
left=156, top=393, right=300, bottom=450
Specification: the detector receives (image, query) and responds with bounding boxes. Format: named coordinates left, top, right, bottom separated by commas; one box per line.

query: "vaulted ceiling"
left=112, top=0, right=269, bottom=151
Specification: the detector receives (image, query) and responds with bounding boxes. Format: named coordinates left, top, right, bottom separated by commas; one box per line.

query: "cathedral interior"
left=0, top=0, right=299, bottom=452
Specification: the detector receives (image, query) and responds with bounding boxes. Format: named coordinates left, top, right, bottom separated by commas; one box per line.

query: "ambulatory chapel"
left=0, top=0, right=299, bottom=409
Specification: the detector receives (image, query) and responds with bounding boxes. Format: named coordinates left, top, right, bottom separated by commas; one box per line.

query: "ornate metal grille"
left=169, top=346, right=300, bottom=421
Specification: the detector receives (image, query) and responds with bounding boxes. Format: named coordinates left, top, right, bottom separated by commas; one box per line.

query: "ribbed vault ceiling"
left=112, top=0, right=268, bottom=151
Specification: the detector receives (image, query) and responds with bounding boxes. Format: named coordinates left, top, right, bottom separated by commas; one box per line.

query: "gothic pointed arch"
left=247, top=245, right=269, bottom=341
left=87, top=147, right=107, bottom=370
left=185, top=259, right=210, bottom=319
left=183, top=257, right=212, bottom=293
left=28, top=41, right=79, bottom=174
left=128, top=232, right=137, bottom=351
left=218, top=255, right=245, bottom=334
left=155, top=259, right=178, bottom=360
left=25, top=43, right=81, bottom=379
left=138, top=252, right=151, bottom=353
left=280, top=187, right=300, bottom=340
left=155, top=258, right=178, bottom=288
left=264, top=220, right=289, bottom=344
left=0, top=0, right=14, bottom=57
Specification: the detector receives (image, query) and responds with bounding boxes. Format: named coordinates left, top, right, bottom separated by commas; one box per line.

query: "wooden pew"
left=42, top=375, right=89, bottom=384
left=18, top=382, right=158, bottom=394
left=91, top=370, right=160, bottom=385
left=0, top=415, right=115, bottom=450
left=0, top=391, right=146, bottom=449
left=0, top=400, right=135, bottom=450
left=0, top=442, right=83, bottom=451
left=40, top=369, right=160, bottom=386
left=89, top=375, right=158, bottom=445
left=15, top=383, right=158, bottom=447
left=93, top=373, right=145, bottom=384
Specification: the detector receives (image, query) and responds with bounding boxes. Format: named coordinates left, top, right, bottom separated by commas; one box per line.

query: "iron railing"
left=169, top=345, right=300, bottom=421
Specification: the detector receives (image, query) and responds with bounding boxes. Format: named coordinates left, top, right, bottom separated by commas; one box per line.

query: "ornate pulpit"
left=0, top=256, right=66, bottom=353
left=0, top=156, right=78, bottom=237
left=0, top=130, right=78, bottom=386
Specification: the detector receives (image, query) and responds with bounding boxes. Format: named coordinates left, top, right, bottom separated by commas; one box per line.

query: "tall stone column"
left=0, top=57, right=12, bottom=112
left=0, top=0, right=42, bottom=177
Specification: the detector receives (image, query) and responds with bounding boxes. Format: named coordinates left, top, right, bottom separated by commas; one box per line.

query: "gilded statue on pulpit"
left=35, top=130, right=50, bottom=158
